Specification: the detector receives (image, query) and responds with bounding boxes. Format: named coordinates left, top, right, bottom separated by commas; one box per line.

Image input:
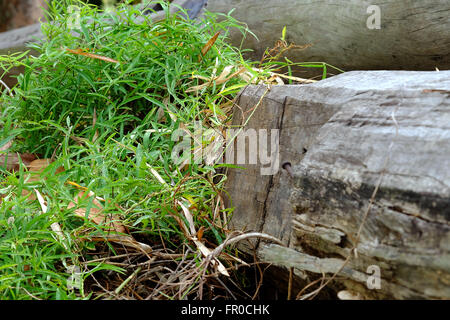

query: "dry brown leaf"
left=270, top=72, right=317, bottom=84
left=199, top=31, right=220, bottom=60
left=65, top=48, right=120, bottom=64
left=67, top=190, right=151, bottom=253
left=92, top=107, right=99, bottom=143
left=0, top=152, right=36, bottom=171
left=213, top=196, right=222, bottom=228
left=68, top=190, right=127, bottom=234
left=177, top=200, right=196, bottom=236
left=20, top=158, right=64, bottom=201
left=162, top=96, right=177, bottom=122
left=176, top=199, right=230, bottom=277
left=86, top=234, right=152, bottom=254
left=194, top=239, right=230, bottom=277
left=156, top=107, right=166, bottom=122
left=0, top=140, right=13, bottom=152
left=186, top=66, right=246, bottom=93
left=197, top=226, right=205, bottom=241
left=215, top=65, right=234, bottom=83
left=34, top=189, right=67, bottom=248
left=147, top=164, right=169, bottom=186
left=28, top=158, right=64, bottom=173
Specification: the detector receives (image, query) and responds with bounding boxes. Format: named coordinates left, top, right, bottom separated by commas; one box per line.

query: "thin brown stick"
left=287, top=267, right=294, bottom=300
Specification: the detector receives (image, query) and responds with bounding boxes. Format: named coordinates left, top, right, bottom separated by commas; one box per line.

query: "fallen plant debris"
left=0, top=0, right=333, bottom=300
left=0, top=152, right=36, bottom=172
left=65, top=48, right=121, bottom=64
left=67, top=190, right=127, bottom=234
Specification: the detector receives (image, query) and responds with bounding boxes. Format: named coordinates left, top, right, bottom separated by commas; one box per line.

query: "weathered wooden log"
left=0, top=0, right=47, bottom=33
left=207, top=0, right=450, bottom=74
left=225, top=70, right=450, bottom=299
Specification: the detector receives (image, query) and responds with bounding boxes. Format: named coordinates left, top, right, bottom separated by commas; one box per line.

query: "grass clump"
left=4, top=0, right=250, bottom=155
left=0, top=0, right=335, bottom=300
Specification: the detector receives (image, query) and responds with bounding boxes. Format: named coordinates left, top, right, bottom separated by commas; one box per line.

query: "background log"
left=207, top=0, right=450, bottom=75
left=225, top=70, right=450, bottom=299
left=0, top=0, right=47, bottom=33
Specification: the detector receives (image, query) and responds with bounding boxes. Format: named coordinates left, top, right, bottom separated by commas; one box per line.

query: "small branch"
left=0, top=79, right=13, bottom=97
left=210, top=232, right=284, bottom=259
left=114, top=267, right=142, bottom=295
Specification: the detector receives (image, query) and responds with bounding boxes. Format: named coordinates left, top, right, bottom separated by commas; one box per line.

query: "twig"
left=252, top=262, right=272, bottom=300
left=215, top=276, right=237, bottom=300
left=22, top=287, right=42, bottom=300
left=209, top=232, right=283, bottom=259
left=0, top=79, right=13, bottom=97
left=287, top=267, right=293, bottom=300
left=114, top=267, right=141, bottom=295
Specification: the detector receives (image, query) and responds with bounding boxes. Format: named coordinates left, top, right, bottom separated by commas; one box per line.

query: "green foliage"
left=0, top=201, right=82, bottom=299
left=4, top=0, right=249, bottom=155
left=0, top=0, right=258, bottom=300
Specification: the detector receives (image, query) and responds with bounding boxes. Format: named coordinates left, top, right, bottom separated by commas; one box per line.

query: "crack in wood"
left=256, top=96, right=288, bottom=250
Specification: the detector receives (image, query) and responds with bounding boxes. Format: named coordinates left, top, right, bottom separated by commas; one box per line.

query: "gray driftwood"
left=0, top=0, right=47, bottom=33
left=225, top=70, right=450, bottom=299
left=207, top=0, right=450, bottom=74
